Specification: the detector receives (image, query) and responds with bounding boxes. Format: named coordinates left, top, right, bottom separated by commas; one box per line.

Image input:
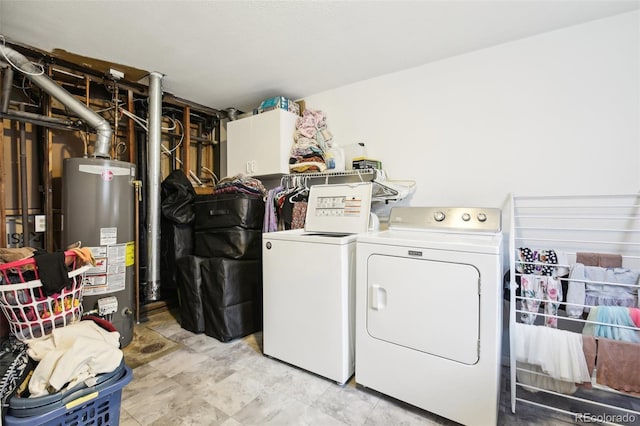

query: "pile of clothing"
left=24, top=319, right=122, bottom=397
left=213, top=174, right=266, bottom=198
left=289, top=109, right=333, bottom=173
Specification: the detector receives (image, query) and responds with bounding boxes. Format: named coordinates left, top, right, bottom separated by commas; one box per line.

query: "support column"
left=145, top=72, right=163, bottom=301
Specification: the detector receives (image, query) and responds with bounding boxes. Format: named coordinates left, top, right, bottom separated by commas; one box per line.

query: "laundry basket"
left=0, top=251, right=91, bottom=341
left=4, top=362, right=133, bottom=426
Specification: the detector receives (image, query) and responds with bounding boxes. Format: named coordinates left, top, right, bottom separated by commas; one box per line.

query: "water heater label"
left=84, top=244, right=127, bottom=296
left=126, top=242, right=135, bottom=267
left=78, top=164, right=131, bottom=176
left=100, top=227, right=117, bottom=245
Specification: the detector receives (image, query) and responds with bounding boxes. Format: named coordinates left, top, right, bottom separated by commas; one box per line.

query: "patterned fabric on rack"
left=519, top=275, right=563, bottom=328
left=517, top=247, right=561, bottom=327
left=517, top=248, right=558, bottom=276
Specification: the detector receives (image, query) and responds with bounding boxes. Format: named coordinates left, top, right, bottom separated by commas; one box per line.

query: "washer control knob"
left=477, top=212, right=487, bottom=222
left=434, top=211, right=446, bottom=222
left=461, top=213, right=471, bottom=221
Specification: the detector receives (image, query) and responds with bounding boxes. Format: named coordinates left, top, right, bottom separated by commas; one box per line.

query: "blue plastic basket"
left=3, top=364, right=132, bottom=426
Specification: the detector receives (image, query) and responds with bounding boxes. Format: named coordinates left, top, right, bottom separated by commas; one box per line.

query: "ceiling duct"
left=0, top=44, right=112, bottom=158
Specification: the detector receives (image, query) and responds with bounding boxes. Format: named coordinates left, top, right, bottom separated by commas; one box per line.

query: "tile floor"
left=119, top=310, right=634, bottom=426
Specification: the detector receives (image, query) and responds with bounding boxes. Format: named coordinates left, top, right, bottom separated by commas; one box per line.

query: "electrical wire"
left=0, top=34, right=45, bottom=76
left=119, top=106, right=185, bottom=154
left=201, top=166, right=219, bottom=185
left=163, top=116, right=184, bottom=154
left=160, top=144, right=203, bottom=186
left=118, top=102, right=209, bottom=186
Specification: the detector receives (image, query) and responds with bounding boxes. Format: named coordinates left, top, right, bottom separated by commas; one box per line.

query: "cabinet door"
left=226, top=109, right=297, bottom=176
left=227, top=115, right=253, bottom=176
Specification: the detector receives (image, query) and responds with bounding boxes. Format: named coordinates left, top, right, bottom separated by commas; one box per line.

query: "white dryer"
left=262, top=183, right=372, bottom=385
left=356, top=207, right=504, bottom=426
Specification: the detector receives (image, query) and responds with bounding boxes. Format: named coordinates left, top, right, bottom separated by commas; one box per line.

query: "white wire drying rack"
left=280, top=169, right=415, bottom=203
left=508, top=192, right=640, bottom=425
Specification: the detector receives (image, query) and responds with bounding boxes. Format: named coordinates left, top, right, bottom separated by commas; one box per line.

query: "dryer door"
left=366, top=254, right=480, bottom=365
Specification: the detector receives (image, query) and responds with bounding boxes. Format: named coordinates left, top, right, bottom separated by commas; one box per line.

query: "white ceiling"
left=0, top=1, right=638, bottom=113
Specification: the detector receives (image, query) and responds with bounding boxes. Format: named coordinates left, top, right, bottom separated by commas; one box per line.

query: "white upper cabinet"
left=226, top=109, right=298, bottom=177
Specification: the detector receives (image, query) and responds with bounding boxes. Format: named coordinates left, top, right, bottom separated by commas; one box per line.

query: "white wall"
left=301, top=11, right=639, bottom=209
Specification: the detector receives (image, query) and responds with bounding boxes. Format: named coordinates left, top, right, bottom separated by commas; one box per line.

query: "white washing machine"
left=356, top=207, right=504, bottom=426
left=262, top=183, right=372, bottom=385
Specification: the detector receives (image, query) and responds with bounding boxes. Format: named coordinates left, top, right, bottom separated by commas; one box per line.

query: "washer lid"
left=263, top=229, right=358, bottom=244
left=304, top=183, right=373, bottom=234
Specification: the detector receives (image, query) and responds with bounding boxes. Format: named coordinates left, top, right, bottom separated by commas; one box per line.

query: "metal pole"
left=19, top=105, right=29, bottom=247
left=145, top=71, right=163, bottom=301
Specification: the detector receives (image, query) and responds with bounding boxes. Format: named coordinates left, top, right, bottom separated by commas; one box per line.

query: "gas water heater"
left=62, top=157, right=136, bottom=347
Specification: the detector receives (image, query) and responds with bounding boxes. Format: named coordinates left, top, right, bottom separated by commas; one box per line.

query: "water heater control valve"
left=97, top=296, right=119, bottom=316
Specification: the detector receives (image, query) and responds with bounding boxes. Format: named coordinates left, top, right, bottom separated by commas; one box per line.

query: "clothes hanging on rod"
left=264, top=176, right=310, bottom=232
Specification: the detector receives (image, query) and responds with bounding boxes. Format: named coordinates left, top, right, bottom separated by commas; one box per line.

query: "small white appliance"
left=356, top=207, right=504, bottom=425
left=262, top=183, right=372, bottom=385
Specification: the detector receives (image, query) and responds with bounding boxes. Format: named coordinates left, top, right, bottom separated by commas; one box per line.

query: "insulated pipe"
left=0, top=110, right=75, bottom=129
left=0, top=44, right=112, bottom=158
left=1, top=65, right=13, bottom=113
left=145, top=71, right=163, bottom=302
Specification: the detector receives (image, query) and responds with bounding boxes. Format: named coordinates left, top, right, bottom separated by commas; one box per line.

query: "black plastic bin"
left=201, top=257, right=262, bottom=342
left=194, top=193, right=264, bottom=231
left=194, top=227, right=262, bottom=260
left=176, top=255, right=207, bottom=333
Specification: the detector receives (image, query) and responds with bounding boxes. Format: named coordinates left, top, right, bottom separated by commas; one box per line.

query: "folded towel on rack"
left=576, top=252, right=599, bottom=267
left=598, top=253, right=623, bottom=268
left=576, top=252, right=623, bottom=268
left=582, top=306, right=640, bottom=343
left=596, top=338, right=640, bottom=396
left=581, top=335, right=596, bottom=388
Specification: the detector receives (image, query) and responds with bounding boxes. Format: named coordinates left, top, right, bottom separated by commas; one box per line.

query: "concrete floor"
left=119, top=309, right=637, bottom=425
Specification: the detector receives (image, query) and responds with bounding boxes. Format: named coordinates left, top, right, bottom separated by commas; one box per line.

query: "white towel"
left=26, top=320, right=120, bottom=361
left=25, top=321, right=122, bottom=397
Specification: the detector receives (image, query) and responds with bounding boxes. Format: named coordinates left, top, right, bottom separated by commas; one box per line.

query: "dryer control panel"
left=389, top=207, right=501, bottom=233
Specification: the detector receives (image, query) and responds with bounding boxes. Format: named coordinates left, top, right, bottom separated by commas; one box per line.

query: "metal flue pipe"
left=145, top=71, right=163, bottom=302
left=0, top=44, right=112, bottom=158
left=19, top=105, right=29, bottom=247
left=1, top=64, right=13, bottom=113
